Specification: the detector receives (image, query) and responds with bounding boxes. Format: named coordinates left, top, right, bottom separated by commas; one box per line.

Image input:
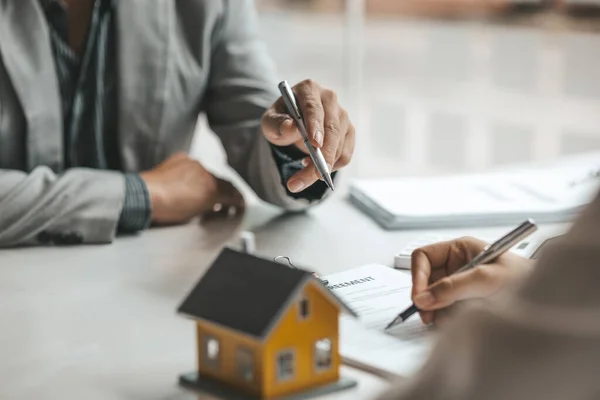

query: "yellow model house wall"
left=196, top=321, right=263, bottom=397
left=262, top=281, right=340, bottom=398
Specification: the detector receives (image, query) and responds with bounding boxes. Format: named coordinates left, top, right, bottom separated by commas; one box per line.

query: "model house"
left=177, top=248, right=357, bottom=399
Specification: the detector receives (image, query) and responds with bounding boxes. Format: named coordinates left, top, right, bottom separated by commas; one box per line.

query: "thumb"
left=261, top=109, right=301, bottom=146
left=414, top=264, right=505, bottom=310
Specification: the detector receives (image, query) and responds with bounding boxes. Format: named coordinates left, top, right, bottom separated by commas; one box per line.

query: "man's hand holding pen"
left=261, top=79, right=355, bottom=194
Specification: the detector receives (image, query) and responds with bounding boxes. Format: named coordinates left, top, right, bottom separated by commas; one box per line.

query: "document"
left=350, top=152, right=600, bottom=229
left=324, top=264, right=435, bottom=379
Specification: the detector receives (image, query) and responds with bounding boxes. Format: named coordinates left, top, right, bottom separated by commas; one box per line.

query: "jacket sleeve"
left=377, top=191, right=600, bottom=400
left=0, top=166, right=126, bottom=247
left=203, top=0, right=334, bottom=211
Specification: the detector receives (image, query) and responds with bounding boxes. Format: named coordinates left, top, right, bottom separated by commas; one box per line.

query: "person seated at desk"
left=0, top=0, right=355, bottom=247
left=377, top=195, right=600, bottom=399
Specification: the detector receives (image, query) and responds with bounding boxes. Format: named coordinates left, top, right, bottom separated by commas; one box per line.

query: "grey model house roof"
left=177, top=248, right=357, bottom=339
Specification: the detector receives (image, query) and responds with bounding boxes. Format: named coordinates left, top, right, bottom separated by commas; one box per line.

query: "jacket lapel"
left=116, top=0, right=171, bottom=171
left=0, top=0, right=63, bottom=172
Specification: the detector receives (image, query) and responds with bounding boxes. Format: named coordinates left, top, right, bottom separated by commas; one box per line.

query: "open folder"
left=350, top=152, right=600, bottom=230
left=324, top=264, right=436, bottom=379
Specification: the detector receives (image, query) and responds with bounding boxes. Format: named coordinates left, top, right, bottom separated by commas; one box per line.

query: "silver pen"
left=385, top=218, right=538, bottom=330
left=278, top=80, right=334, bottom=191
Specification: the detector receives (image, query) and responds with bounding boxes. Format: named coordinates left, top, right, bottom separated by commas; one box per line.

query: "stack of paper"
left=324, top=264, right=435, bottom=379
left=350, top=152, right=600, bottom=230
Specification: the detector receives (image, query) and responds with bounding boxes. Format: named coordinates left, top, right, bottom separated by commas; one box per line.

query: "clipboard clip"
left=273, top=256, right=329, bottom=286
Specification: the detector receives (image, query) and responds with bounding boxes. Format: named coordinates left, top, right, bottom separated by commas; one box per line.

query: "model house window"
left=236, top=347, right=254, bottom=383
left=299, top=297, right=310, bottom=319
left=203, top=335, right=220, bottom=368
left=276, top=350, right=295, bottom=381
left=314, top=338, right=332, bottom=371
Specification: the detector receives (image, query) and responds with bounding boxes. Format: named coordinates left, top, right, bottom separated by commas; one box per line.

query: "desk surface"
left=0, top=196, right=567, bottom=400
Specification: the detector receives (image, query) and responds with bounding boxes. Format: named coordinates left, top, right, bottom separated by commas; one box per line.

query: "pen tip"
left=323, top=174, right=335, bottom=191
left=384, top=318, right=398, bottom=330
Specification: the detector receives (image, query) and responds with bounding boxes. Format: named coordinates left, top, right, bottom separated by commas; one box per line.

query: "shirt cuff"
left=118, top=173, right=152, bottom=233
left=270, top=144, right=333, bottom=202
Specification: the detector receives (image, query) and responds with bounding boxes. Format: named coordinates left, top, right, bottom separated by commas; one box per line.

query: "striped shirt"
left=40, top=0, right=150, bottom=232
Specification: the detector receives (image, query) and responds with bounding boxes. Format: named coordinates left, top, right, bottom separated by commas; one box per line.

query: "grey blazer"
left=0, top=0, right=320, bottom=247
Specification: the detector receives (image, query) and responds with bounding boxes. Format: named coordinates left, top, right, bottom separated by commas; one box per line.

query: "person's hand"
left=261, top=79, right=355, bottom=193
left=140, top=153, right=244, bottom=225
left=411, top=236, right=534, bottom=326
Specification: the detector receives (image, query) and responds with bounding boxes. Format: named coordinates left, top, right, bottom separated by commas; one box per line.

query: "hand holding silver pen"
left=259, top=79, right=355, bottom=193
left=277, top=81, right=334, bottom=191
left=386, top=219, right=538, bottom=329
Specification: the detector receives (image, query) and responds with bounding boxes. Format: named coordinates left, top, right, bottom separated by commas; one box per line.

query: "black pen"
left=385, top=219, right=538, bottom=330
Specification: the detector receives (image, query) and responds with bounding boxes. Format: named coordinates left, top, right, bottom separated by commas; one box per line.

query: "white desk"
left=0, top=196, right=567, bottom=400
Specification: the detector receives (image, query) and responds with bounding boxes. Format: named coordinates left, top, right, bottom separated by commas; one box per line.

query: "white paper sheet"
left=324, top=264, right=435, bottom=378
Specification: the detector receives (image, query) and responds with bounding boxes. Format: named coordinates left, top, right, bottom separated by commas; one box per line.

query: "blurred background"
left=196, top=0, right=600, bottom=184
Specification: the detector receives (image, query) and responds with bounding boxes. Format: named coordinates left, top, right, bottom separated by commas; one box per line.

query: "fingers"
left=203, top=179, right=246, bottom=220
left=318, top=90, right=342, bottom=170
left=411, top=237, right=489, bottom=323
left=261, top=104, right=302, bottom=147
left=286, top=162, right=320, bottom=193
left=295, top=79, right=325, bottom=148
left=409, top=249, right=436, bottom=325
left=265, top=80, right=353, bottom=193
left=410, top=236, right=488, bottom=295
left=419, top=310, right=435, bottom=325
left=215, top=179, right=246, bottom=209
left=410, top=249, right=432, bottom=299
left=284, top=93, right=352, bottom=192
left=265, top=80, right=354, bottom=174
left=414, top=263, right=509, bottom=311
left=287, top=137, right=351, bottom=191
left=333, top=123, right=355, bottom=171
